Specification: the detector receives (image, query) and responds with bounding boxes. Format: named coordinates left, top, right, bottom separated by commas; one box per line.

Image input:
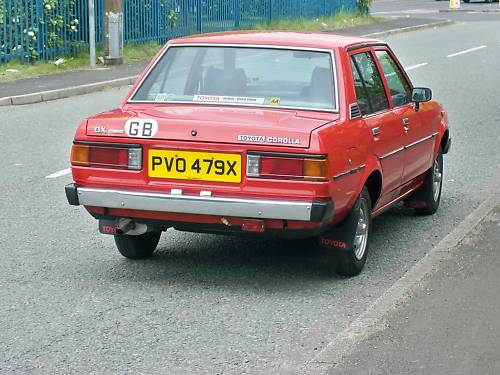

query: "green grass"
left=0, top=42, right=162, bottom=82
left=253, top=12, right=383, bottom=31
left=0, top=12, right=382, bottom=82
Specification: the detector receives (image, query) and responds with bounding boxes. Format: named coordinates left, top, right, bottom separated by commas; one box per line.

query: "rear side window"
left=350, top=52, right=389, bottom=116
left=375, top=50, right=412, bottom=107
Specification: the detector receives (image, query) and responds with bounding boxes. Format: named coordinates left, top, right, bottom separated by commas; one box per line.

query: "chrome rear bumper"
left=65, top=184, right=333, bottom=223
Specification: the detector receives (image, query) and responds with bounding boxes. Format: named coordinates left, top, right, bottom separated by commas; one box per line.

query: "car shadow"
left=93, top=229, right=349, bottom=291
left=86, top=202, right=441, bottom=290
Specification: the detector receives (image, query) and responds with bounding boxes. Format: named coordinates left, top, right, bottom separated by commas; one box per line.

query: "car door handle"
left=372, top=127, right=380, bottom=137
left=402, top=118, right=410, bottom=127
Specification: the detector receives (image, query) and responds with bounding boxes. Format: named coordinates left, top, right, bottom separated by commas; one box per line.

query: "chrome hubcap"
left=432, top=158, right=442, bottom=202
left=354, top=199, right=369, bottom=260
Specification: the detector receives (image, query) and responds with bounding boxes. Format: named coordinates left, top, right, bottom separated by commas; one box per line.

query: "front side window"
left=350, top=52, right=389, bottom=116
left=375, top=50, right=412, bottom=107
left=131, top=46, right=337, bottom=111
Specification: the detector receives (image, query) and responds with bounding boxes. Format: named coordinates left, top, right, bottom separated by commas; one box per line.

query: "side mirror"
left=411, top=87, right=432, bottom=112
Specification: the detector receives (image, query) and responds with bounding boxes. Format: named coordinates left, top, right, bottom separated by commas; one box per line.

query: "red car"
left=66, top=31, right=450, bottom=276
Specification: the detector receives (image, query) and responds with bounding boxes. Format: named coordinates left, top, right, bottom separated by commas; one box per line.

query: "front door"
left=350, top=51, right=406, bottom=201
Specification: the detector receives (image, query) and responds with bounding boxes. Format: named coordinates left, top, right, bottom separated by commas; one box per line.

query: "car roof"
left=168, top=31, right=384, bottom=50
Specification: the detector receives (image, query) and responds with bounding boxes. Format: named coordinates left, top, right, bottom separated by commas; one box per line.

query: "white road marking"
left=45, top=168, right=71, bottom=179
left=404, top=62, right=429, bottom=71
left=446, top=45, right=487, bottom=58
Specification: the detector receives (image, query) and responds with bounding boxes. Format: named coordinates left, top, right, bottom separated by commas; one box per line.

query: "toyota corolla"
left=65, top=31, right=451, bottom=276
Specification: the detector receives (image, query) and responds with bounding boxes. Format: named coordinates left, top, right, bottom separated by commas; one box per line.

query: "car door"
left=374, top=49, right=434, bottom=183
left=350, top=50, right=406, bottom=199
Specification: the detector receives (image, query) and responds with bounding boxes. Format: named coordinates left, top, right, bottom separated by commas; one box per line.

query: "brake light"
left=260, top=156, right=302, bottom=177
left=71, top=143, right=142, bottom=170
left=246, top=153, right=328, bottom=181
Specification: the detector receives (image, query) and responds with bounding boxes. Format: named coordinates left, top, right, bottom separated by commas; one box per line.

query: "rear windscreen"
left=131, top=46, right=337, bottom=111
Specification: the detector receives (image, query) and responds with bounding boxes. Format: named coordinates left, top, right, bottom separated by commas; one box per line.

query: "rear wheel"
left=330, top=187, right=372, bottom=277
left=114, top=231, right=162, bottom=259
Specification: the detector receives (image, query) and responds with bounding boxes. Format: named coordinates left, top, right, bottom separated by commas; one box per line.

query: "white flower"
left=74, top=19, right=79, bottom=24
left=71, top=25, right=76, bottom=30
left=28, top=31, right=35, bottom=37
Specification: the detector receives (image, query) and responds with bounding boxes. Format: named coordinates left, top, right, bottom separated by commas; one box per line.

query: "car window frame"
left=126, top=43, right=341, bottom=114
left=372, top=46, right=415, bottom=109
left=348, top=48, right=390, bottom=118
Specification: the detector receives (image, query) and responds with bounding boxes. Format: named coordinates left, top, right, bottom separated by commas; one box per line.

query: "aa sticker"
left=269, top=97, right=281, bottom=106
left=155, top=93, right=175, bottom=102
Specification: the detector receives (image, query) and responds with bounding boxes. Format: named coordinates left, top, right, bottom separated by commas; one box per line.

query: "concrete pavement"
left=329, top=205, right=500, bottom=375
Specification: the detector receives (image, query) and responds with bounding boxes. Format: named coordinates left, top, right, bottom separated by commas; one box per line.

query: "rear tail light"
left=71, top=143, right=142, bottom=170
left=246, top=153, right=328, bottom=181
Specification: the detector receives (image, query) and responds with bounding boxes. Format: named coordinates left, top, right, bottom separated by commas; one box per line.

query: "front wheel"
left=330, top=187, right=372, bottom=277
left=114, top=231, right=162, bottom=259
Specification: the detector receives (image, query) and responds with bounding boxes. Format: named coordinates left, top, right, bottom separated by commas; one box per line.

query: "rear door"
left=349, top=50, right=406, bottom=197
left=374, top=49, right=434, bottom=182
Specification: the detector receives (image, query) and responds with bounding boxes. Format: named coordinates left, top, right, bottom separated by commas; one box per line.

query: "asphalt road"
left=1, top=13, right=500, bottom=375
left=372, top=0, right=500, bottom=21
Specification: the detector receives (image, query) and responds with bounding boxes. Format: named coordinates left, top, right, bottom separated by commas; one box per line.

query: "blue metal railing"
left=0, top=0, right=357, bottom=64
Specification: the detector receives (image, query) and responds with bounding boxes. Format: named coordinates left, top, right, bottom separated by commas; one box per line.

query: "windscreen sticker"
left=154, top=93, right=175, bottom=102
left=269, top=97, right=281, bottom=106
left=193, top=95, right=265, bottom=105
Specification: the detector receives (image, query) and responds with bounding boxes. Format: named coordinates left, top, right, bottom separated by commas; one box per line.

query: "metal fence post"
left=234, top=0, right=240, bottom=28
left=152, top=0, right=159, bottom=40
left=89, top=0, right=96, bottom=68
left=1, top=0, right=7, bottom=63
left=196, top=0, right=202, bottom=33
left=35, top=0, right=44, bottom=61
left=268, top=0, right=273, bottom=22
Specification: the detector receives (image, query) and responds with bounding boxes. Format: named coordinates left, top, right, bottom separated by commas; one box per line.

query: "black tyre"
left=414, top=148, right=443, bottom=216
left=331, top=187, right=372, bottom=277
left=114, top=231, right=161, bottom=259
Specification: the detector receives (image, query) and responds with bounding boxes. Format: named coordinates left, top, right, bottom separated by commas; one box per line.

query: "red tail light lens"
left=260, top=156, right=303, bottom=178
left=71, top=143, right=142, bottom=170
left=247, top=153, right=328, bottom=181
left=88, top=146, right=129, bottom=168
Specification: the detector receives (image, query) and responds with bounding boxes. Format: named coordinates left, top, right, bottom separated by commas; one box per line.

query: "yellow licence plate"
left=148, top=150, right=242, bottom=183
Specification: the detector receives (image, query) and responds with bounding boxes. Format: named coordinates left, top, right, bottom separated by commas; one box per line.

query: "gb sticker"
left=124, top=119, right=158, bottom=138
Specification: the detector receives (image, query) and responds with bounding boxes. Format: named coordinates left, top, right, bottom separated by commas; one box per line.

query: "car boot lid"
left=85, top=105, right=339, bottom=148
